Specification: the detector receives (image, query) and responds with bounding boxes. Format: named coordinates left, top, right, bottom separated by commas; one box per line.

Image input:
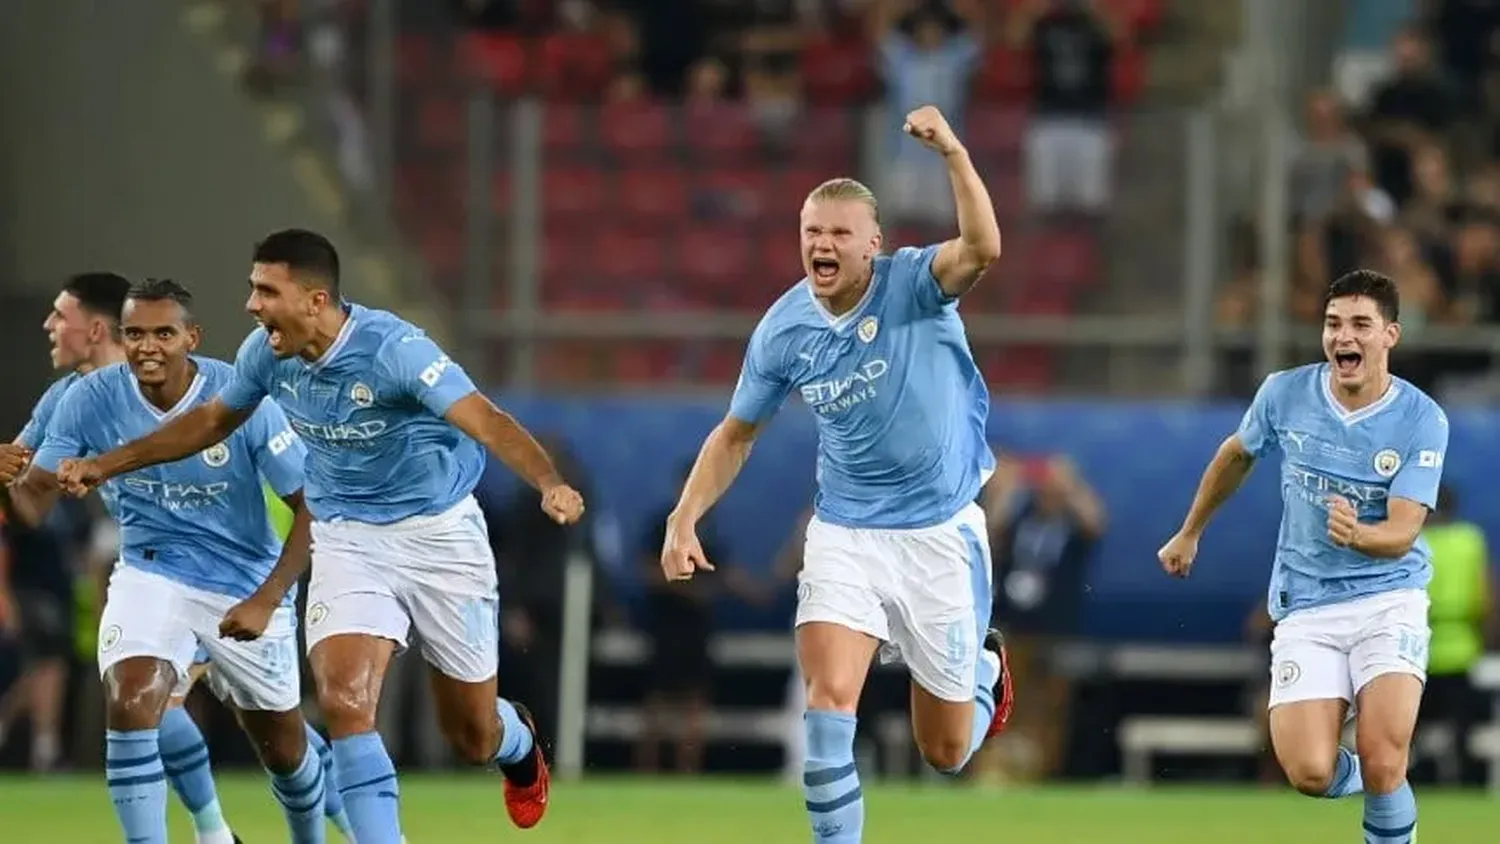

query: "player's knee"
left=804, top=677, right=861, bottom=714
left=1281, top=756, right=1337, bottom=796
left=917, top=736, right=971, bottom=774
left=102, top=658, right=174, bottom=730
left=314, top=681, right=379, bottom=736
left=442, top=712, right=501, bottom=766
left=1357, top=747, right=1408, bottom=793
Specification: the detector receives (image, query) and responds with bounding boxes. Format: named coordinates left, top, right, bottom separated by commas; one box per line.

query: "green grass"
left=2, top=774, right=1496, bottom=842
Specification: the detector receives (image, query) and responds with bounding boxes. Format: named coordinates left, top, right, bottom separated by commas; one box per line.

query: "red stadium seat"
left=542, top=104, right=588, bottom=157
left=1111, top=46, right=1147, bottom=103
left=538, top=32, right=614, bottom=100
left=684, top=102, right=762, bottom=163
left=787, top=109, right=856, bottom=166
left=773, top=168, right=829, bottom=214
left=800, top=37, right=875, bottom=105
left=758, top=229, right=804, bottom=284
left=542, top=166, right=610, bottom=222
left=678, top=227, right=752, bottom=291
left=964, top=104, right=1027, bottom=159
left=599, top=99, right=674, bottom=161
left=972, top=48, right=1033, bottom=103
left=415, top=97, right=465, bottom=152
left=696, top=168, right=773, bottom=222
left=618, top=168, right=690, bottom=220
left=592, top=228, right=665, bottom=284
left=396, top=34, right=436, bottom=89
left=457, top=32, right=530, bottom=95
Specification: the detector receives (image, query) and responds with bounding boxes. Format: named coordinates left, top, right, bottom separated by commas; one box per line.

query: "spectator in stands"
left=1380, top=225, right=1446, bottom=333
left=1399, top=144, right=1458, bottom=252
left=1430, top=0, right=1500, bottom=114
left=635, top=461, right=760, bottom=773
left=1290, top=91, right=1370, bottom=225
left=982, top=454, right=1105, bottom=781
left=1365, top=26, right=1457, bottom=207
left=246, top=0, right=304, bottom=95
left=1440, top=207, right=1500, bottom=324
left=1295, top=148, right=1393, bottom=320
left=871, top=0, right=985, bottom=226
left=0, top=496, right=92, bottom=771
left=1418, top=484, right=1494, bottom=786
left=620, top=0, right=711, bottom=96
left=449, top=0, right=520, bottom=30
left=1010, top=0, right=1125, bottom=220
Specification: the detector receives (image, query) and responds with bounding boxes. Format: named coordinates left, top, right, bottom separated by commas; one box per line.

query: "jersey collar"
left=305, top=305, right=358, bottom=372
left=130, top=365, right=207, bottom=421
left=805, top=266, right=880, bottom=332
left=1319, top=363, right=1400, bottom=426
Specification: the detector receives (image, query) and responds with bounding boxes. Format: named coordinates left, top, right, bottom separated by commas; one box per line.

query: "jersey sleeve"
left=890, top=245, right=954, bottom=316
left=1235, top=372, right=1280, bottom=458
left=1389, top=401, right=1449, bottom=509
left=728, top=316, right=792, bottom=425
left=30, top=380, right=93, bottom=473
left=381, top=332, right=479, bottom=417
left=244, top=398, right=306, bottom=498
left=16, top=377, right=73, bottom=449
left=219, top=329, right=273, bottom=411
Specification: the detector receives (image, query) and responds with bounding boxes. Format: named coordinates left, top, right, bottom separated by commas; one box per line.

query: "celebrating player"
left=1, top=273, right=320, bottom=844
left=1159, top=270, right=1445, bottom=844
left=660, top=105, right=1012, bottom=844
left=10, top=279, right=343, bottom=844
left=59, top=230, right=582, bottom=844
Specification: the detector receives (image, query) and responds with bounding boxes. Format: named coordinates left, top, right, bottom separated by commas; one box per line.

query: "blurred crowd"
left=1218, top=5, right=1500, bottom=397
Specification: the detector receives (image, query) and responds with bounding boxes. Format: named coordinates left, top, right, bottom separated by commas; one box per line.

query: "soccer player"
left=9, top=278, right=346, bottom=844
left=1158, top=270, right=1446, bottom=844
left=3, top=275, right=354, bottom=843
left=660, top=105, right=1013, bottom=844
left=59, top=229, right=582, bottom=844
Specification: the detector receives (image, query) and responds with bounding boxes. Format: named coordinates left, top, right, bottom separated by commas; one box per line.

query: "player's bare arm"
left=904, top=105, right=1002, bottom=297
left=1159, top=434, right=1257, bottom=577
left=443, top=391, right=584, bottom=524
left=0, top=441, right=32, bottom=484
left=56, top=398, right=252, bottom=495
left=7, top=464, right=62, bottom=529
left=662, top=415, right=763, bottom=581
left=1327, top=495, right=1429, bottom=558
left=220, top=491, right=312, bottom=641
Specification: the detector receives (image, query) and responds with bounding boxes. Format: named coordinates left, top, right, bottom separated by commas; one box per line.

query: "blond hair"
left=805, top=177, right=879, bottom=224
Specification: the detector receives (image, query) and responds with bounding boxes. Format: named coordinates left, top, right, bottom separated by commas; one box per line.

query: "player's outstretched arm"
left=59, top=399, right=252, bottom=495
left=1159, top=435, right=1256, bottom=577
left=444, top=393, right=584, bottom=523
left=7, top=466, right=61, bottom=529
left=220, top=491, right=313, bottom=641
left=661, top=416, right=764, bottom=581
left=904, top=105, right=1003, bottom=298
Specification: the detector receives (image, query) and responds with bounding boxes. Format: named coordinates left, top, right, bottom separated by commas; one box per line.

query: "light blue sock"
left=1363, top=781, right=1417, bottom=843
left=1323, top=746, right=1364, bottom=798
left=106, top=728, right=169, bottom=844
left=332, top=731, right=403, bottom=844
left=271, top=742, right=327, bottom=843
left=306, top=724, right=355, bottom=838
left=803, top=710, right=863, bottom=843
left=945, top=649, right=1001, bottom=774
left=491, top=699, right=536, bottom=767
left=159, top=706, right=231, bottom=836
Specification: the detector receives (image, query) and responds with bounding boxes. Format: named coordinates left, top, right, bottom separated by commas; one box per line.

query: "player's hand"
left=903, top=105, right=963, bottom=157
left=661, top=514, right=715, bottom=582
left=219, top=596, right=276, bottom=641
left=1326, top=495, right=1360, bottom=547
left=0, top=443, right=31, bottom=484
left=540, top=482, right=585, bottom=525
left=1158, top=530, right=1200, bottom=578
left=56, top=457, right=105, bottom=497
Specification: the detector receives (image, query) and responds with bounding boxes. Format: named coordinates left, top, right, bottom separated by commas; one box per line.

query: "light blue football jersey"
left=730, top=245, right=994, bottom=529
left=218, top=303, right=486, bottom=525
left=1237, top=363, right=1449, bottom=621
left=16, top=372, right=81, bottom=448
left=31, top=358, right=307, bottom=602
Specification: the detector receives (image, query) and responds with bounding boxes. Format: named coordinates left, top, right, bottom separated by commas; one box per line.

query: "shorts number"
left=945, top=620, right=970, bottom=672
left=261, top=639, right=294, bottom=677
left=1396, top=629, right=1428, bottom=666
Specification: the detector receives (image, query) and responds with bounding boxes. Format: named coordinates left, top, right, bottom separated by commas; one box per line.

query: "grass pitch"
left=2, top=774, right=1495, bottom=842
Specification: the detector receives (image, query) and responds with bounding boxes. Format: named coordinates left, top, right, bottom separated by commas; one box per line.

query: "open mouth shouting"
left=1332, top=349, right=1363, bottom=378
left=810, top=257, right=840, bottom=285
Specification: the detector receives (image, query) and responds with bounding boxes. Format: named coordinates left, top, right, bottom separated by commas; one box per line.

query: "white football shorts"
left=304, top=495, right=499, bottom=684
left=1267, top=588, right=1430, bottom=709
left=796, top=501, right=993, bottom=702
left=97, top=564, right=301, bottom=712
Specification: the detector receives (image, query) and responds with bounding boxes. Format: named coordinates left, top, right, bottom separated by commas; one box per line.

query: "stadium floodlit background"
left=1, top=0, right=1500, bottom=840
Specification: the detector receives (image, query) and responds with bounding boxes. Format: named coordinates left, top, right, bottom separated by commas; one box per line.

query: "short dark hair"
left=252, top=228, right=340, bottom=296
left=125, top=278, right=195, bottom=322
left=1325, top=269, right=1399, bottom=323
left=61, top=272, right=131, bottom=322
left=1436, top=484, right=1456, bottom=516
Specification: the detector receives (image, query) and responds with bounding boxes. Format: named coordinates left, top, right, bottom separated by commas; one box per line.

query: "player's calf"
left=428, top=669, right=548, bottom=829
left=239, top=708, right=329, bottom=843
left=1356, top=674, right=1423, bottom=843
left=103, top=657, right=177, bottom=844
left=311, top=634, right=404, bottom=844
left=160, top=704, right=237, bottom=844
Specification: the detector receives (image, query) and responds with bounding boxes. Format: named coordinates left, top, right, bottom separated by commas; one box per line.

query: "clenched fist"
left=0, top=443, right=32, bottom=485
left=57, top=457, right=106, bottom=497
left=1326, top=495, right=1360, bottom=547
left=541, top=482, right=585, bottom=525
left=903, top=105, right=963, bottom=157
left=1158, top=530, right=1200, bottom=579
